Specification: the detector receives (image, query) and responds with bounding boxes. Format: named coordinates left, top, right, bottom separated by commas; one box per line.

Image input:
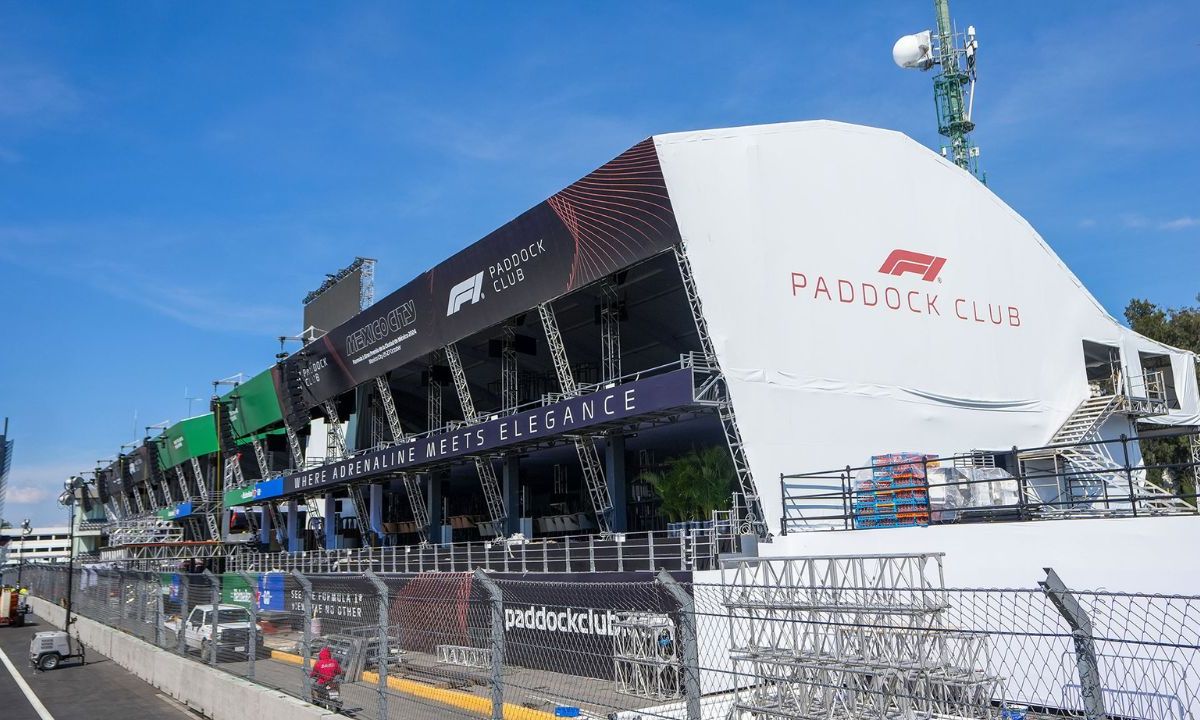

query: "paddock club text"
left=790, top=272, right=1022, bottom=328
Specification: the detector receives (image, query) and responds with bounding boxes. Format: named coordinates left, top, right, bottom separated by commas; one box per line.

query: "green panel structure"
left=221, top=369, right=285, bottom=439
left=158, top=413, right=219, bottom=469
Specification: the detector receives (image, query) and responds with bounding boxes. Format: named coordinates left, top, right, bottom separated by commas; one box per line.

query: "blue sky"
left=1, top=1, right=1197, bottom=526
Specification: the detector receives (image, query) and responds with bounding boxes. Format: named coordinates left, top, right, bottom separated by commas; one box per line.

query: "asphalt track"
left=0, top=614, right=196, bottom=720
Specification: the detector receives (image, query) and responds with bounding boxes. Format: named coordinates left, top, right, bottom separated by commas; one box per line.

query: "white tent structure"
left=656, top=120, right=1199, bottom=533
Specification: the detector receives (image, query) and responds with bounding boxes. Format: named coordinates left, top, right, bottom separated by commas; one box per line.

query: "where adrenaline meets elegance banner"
left=281, top=368, right=697, bottom=495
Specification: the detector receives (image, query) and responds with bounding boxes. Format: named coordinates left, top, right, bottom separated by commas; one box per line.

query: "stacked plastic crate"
left=854, top=453, right=935, bottom=528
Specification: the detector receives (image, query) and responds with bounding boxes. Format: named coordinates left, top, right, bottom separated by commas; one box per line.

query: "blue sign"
left=257, top=572, right=286, bottom=612
left=253, top=476, right=284, bottom=501
left=168, top=573, right=181, bottom=601
left=285, top=368, right=698, bottom=495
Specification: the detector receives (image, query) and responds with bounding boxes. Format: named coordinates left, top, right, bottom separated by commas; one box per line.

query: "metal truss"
left=374, top=375, right=405, bottom=443
left=284, top=423, right=304, bottom=469
left=474, top=457, right=507, bottom=537
left=251, top=437, right=270, bottom=480
left=501, top=323, right=519, bottom=412
left=190, top=457, right=208, bottom=501
left=322, top=400, right=347, bottom=460
left=350, top=483, right=375, bottom=547
left=374, top=374, right=431, bottom=543
left=600, top=282, right=622, bottom=382
left=674, top=245, right=766, bottom=536
left=445, top=342, right=507, bottom=531
left=427, top=352, right=444, bottom=431
left=108, top=519, right=184, bottom=546
left=444, top=342, right=478, bottom=423
left=613, top=612, right=682, bottom=700
left=539, top=301, right=614, bottom=535
left=403, top=474, right=430, bottom=544
left=721, top=554, right=1001, bottom=720
left=436, top=644, right=490, bottom=669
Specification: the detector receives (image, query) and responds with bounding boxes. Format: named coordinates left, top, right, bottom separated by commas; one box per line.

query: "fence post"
left=364, top=571, right=390, bottom=720
left=203, top=569, right=220, bottom=667
left=473, top=569, right=505, bottom=720
left=1120, top=434, right=1138, bottom=517
left=155, top=573, right=165, bottom=648
left=117, top=567, right=127, bottom=625
left=1040, top=568, right=1106, bottom=720
left=239, top=572, right=258, bottom=680
left=178, top=575, right=189, bottom=656
left=656, top=570, right=701, bottom=720
left=293, top=571, right=314, bottom=699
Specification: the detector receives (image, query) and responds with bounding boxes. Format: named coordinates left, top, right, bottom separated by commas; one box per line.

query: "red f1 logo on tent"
left=878, top=249, right=946, bottom=282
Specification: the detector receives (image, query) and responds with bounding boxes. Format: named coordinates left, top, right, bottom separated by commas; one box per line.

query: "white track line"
left=0, top=644, right=56, bottom=720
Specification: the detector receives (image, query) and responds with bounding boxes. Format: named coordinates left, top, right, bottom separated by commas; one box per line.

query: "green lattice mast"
left=895, top=0, right=983, bottom=182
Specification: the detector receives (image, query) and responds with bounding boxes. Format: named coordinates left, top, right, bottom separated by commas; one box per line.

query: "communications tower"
left=893, top=0, right=983, bottom=181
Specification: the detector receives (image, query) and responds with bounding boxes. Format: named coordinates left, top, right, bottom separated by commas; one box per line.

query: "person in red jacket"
left=310, top=647, right=341, bottom=687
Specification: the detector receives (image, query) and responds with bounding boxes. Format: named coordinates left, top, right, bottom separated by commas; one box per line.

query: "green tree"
left=639, top=445, right=736, bottom=522
left=1124, top=295, right=1200, bottom=501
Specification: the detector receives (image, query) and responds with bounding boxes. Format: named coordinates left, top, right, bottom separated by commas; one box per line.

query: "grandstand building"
left=90, top=121, right=1199, bottom=574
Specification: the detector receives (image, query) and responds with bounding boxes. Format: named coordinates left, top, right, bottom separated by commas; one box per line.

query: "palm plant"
left=639, top=445, right=735, bottom=522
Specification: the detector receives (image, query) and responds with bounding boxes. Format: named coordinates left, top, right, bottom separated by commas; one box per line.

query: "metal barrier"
left=782, top=428, right=1200, bottom=534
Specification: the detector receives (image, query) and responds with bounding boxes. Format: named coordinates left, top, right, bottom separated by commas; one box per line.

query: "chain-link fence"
left=6, top=555, right=1199, bottom=720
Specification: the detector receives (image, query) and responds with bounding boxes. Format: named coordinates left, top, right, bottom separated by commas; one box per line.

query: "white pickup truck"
left=166, top=603, right=264, bottom=660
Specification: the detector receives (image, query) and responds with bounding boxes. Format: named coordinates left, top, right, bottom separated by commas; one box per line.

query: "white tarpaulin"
left=653, top=121, right=1199, bottom=531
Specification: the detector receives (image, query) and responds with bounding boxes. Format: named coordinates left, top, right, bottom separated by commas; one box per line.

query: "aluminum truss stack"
left=613, top=611, right=682, bottom=701
left=539, top=301, right=614, bottom=535
left=721, top=554, right=1002, bottom=720
left=436, top=644, right=490, bottom=669
left=674, top=245, right=766, bottom=536
left=108, top=519, right=184, bottom=546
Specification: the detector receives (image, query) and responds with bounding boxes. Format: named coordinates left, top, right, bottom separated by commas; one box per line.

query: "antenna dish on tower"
left=893, top=31, right=934, bottom=70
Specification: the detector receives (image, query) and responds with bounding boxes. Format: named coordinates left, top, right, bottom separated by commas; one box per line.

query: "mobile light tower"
left=893, top=0, right=982, bottom=181
left=16, top=518, right=32, bottom=589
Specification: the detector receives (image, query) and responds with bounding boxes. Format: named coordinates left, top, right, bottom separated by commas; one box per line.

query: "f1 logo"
left=878, top=249, right=946, bottom=282
left=446, top=271, right=485, bottom=315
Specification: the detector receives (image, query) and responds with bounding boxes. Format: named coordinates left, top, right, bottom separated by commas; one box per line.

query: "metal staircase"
left=538, top=301, right=614, bottom=535
left=1019, top=369, right=1190, bottom=514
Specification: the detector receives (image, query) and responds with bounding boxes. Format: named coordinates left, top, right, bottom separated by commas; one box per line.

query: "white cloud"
left=1159, top=217, right=1199, bottom=231
left=7, top=486, right=49, bottom=504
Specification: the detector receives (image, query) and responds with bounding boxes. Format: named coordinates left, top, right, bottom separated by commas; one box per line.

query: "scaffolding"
left=721, top=554, right=1002, bottom=720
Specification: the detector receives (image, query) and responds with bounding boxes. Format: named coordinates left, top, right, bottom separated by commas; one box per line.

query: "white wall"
left=654, top=121, right=1200, bottom=532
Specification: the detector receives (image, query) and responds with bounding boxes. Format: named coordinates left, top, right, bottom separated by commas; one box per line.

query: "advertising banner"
left=156, top=500, right=193, bottom=520
left=223, top=369, right=285, bottom=439
left=158, top=414, right=218, bottom=470
left=223, top=475, right=285, bottom=507
left=275, top=138, right=680, bottom=417
left=126, top=445, right=151, bottom=487
left=493, top=571, right=690, bottom=680
left=285, top=368, right=696, bottom=495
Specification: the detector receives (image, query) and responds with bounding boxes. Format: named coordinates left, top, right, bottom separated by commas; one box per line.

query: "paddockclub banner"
left=275, top=138, right=681, bottom=417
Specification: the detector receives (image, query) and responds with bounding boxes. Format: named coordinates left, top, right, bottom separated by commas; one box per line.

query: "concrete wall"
left=26, top=595, right=336, bottom=720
